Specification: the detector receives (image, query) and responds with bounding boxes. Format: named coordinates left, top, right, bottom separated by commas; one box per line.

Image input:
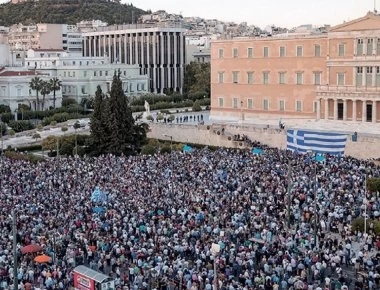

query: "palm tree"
left=29, top=77, right=43, bottom=111
left=49, top=77, right=62, bottom=109
left=40, top=81, right=51, bottom=111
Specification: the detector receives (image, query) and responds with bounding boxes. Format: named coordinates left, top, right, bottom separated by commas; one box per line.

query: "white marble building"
left=25, top=49, right=149, bottom=103
left=0, top=68, right=63, bottom=112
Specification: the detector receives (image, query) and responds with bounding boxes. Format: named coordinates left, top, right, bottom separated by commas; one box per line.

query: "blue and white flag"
left=287, top=129, right=347, bottom=155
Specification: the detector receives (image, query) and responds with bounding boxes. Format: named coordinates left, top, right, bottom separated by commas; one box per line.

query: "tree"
left=183, top=62, right=211, bottom=97
left=32, top=133, right=41, bottom=140
left=42, top=135, right=57, bottom=152
left=105, top=72, right=137, bottom=155
left=192, top=100, right=202, bottom=112
left=29, top=77, right=44, bottom=111
left=40, top=81, right=51, bottom=111
left=90, top=85, right=109, bottom=154
left=49, top=77, right=62, bottom=109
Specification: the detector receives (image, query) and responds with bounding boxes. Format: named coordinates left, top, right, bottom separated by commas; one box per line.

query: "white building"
left=25, top=49, right=149, bottom=103
left=83, top=24, right=186, bottom=94
left=0, top=68, right=63, bottom=112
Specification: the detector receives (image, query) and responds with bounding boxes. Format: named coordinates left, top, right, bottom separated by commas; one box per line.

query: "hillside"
left=0, top=0, right=146, bottom=26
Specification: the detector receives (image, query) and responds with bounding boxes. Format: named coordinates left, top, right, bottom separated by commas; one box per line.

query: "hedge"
left=4, top=151, right=43, bottom=163
left=8, top=120, right=35, bottom=133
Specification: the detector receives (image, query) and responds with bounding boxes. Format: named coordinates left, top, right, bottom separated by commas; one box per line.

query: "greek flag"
left=287, top=129, right=347, bottom=155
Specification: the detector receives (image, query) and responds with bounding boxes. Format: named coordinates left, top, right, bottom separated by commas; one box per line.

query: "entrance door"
left=337, top=103, right=344, bottom=120
left=367, top=104, right=373, bottom=122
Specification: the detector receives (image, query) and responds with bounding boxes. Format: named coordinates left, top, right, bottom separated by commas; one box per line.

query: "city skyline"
left=0, top=0, right=376, bottom=28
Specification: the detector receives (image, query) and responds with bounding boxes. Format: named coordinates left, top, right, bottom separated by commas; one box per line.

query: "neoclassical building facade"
left=210, top=12, right=380, bottom=123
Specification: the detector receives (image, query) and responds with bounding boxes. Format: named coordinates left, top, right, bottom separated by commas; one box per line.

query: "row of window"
left=218, top=38, right=380, bottom=59
left=217, top=97, right=307, bottom=112
left=218, top=66, right=380, bottom=86
left=218, top=71, right=322, bottom=85
left=219, top=45, right=320, bottom=59
left=62, top=70, right=130, bottom=78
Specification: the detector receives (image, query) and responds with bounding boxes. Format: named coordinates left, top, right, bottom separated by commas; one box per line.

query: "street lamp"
left=163, top=134, right=173, bottom=197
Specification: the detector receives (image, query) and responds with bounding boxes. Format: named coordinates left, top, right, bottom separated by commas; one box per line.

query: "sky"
left=127, top=0, right=375, bottom=28
left=0, top=0, right=376, bottom=28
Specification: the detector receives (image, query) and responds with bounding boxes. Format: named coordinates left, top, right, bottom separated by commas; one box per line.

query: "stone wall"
left=148, top=123, right=380, bottom=160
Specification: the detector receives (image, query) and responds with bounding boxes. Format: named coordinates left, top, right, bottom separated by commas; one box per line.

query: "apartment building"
left=210, top=12, right=380, bottom=123
left=83, top=24, right=186, bottom=94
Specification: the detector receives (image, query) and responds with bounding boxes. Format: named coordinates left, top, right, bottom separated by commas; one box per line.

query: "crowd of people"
left=0, top=144, right=379, bottom=290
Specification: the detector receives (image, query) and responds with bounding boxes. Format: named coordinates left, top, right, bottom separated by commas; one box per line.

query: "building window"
left=233, top=48, right=238, bottom=58
left=263, top=47, right=269, bottom=58
left=218, top=72, right=224, bottom=83
left=357, top=39, right=364, bottom=55
left=279, top=46, right=286, bottom=57
left=296, top=100, right=302, bottom=112
left=356, top=67, right=363, bottom=86
left=63, top=72, right=66, bottom=77
left=314, top=72, right=321, bottom=85
left=247, top=47, right=253, bottom=58
left=279, top=72, right=286, bottom=84
left=218, top=97, right=224, bottom=107
left=367, top=38, right=374, bottom=55
left=247, top=72, right=254, bottom=84
left=263, top=99, right=269, bottom=110
left=279, top=100, right=285, bottom=111
left=337, top=73, right=345, bottom=86
left=366, top=67, right=373, bottom=86
left=296, top=72, right=303, bottom=85
left=232, top=71, right=239, bottom=84
left=83, top=71, right=87, bottom=77
left=338, top=44, right=345, bottom=57
left=296, top=46, right=303, bottom=57
left=247, top=98, right=253, bottom=109
left=81, top=86, right=86, bottom=94
left=377, top=39, right=380, bottom=55
left=313, top=101, right=318, bottom=113
left=376, top=66, right=380, bottom=86
left=314, top=44, right=321, bottom=57
left=105, top=71, right=108, bottom=76
left=99, top=71, right=102, bottom=77
left=218, top=48, right=224, bottom=58
left=94, top=71, right=97, bottom=77
left=263, top=72, right=269, bottom=84
left=73, top=72, right=75, bottom=77
left=232, top=98, right=238, bottom=108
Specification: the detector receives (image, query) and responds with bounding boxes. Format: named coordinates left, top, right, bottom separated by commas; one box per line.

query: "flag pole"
left=364, top=173, right=367, bottom=235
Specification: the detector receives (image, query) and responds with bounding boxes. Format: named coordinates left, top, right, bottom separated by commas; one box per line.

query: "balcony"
left=316, top=85, right=380, bottom=99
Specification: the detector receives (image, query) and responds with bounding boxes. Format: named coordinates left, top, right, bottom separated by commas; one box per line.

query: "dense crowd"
left=0, top=145, right=379, bottom=290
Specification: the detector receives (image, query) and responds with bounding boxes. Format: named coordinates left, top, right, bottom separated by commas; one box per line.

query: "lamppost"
left=287, top=158, right=292, bottom=229
left=0, top=115, right=3, bottom=156
left=240, top=100, right=244, bottom=123
left=163, top=134, right=173, bottom=197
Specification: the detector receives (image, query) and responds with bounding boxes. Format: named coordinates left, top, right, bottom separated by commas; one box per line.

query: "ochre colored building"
left=210, top=12, right=380, bottom=123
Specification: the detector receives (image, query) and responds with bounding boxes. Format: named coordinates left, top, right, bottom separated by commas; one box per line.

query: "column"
left=324, top=98, right=329, bottom=120
left=373, top=100, right=377, bottom=123
left=124, top=34, right=127, bottom=64
left=179, top=32, right=184, bottom=94
left=362, top=100, right=367, bottom=122
left=173, top=32, right=178, bottom=90
left=363, top=38, right=367, bottom=56
left=141, top=33, right=145, bottom=67
left=333, top=98, right=338, bottom=120
left=88, top=36, right=92, bottom=57
left=113, top=36, right=117, bottom=63
left=129, top=34, right=133, bottom=64
left=135, top=33, right=139, bottom=65
left=103, top=35, right=106, bottom=57
left=118, top=35, right=122, bottom=63
left=83, top=37, right=87, bottom=57
left=373, top=66, right=376, bottom=87
left=343, top=99, right=347, bottom=121
left=107, top=36, right=111, bottom=60
left=352, top=99, right=357, bottom=121
left=152, top=33, right=157, bottom=93
left=316, top=99, right=321, bottom=120
left=363, top=66, right=367, bottom=86
left=167, top=33, right=171, bottom=90
left=93, top=36, right=96, bottom=57
left=160, top=32, right=165, bottom=93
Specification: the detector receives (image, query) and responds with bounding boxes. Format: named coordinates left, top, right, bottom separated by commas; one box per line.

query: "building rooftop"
left=0, top=70, right=38, bottom=77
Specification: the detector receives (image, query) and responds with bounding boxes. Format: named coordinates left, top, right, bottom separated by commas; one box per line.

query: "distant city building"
left=76, top=20, right=108, bottom=33
left=210, top=12, right=380, bottom=123
left=0, top=67, right=63, bottom=112
left=24, top=49, right=149, bottom=103
left=83, top=24, right=186, bottom=94
left=8, top=23, right=83, bottom=54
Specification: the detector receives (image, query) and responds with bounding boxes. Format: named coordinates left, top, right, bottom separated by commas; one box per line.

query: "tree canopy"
left=0, top=0, right=146, bottom=26
left=183, top=62, right=210, bottom=97
left=90, top=73, right=147, bottom=155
